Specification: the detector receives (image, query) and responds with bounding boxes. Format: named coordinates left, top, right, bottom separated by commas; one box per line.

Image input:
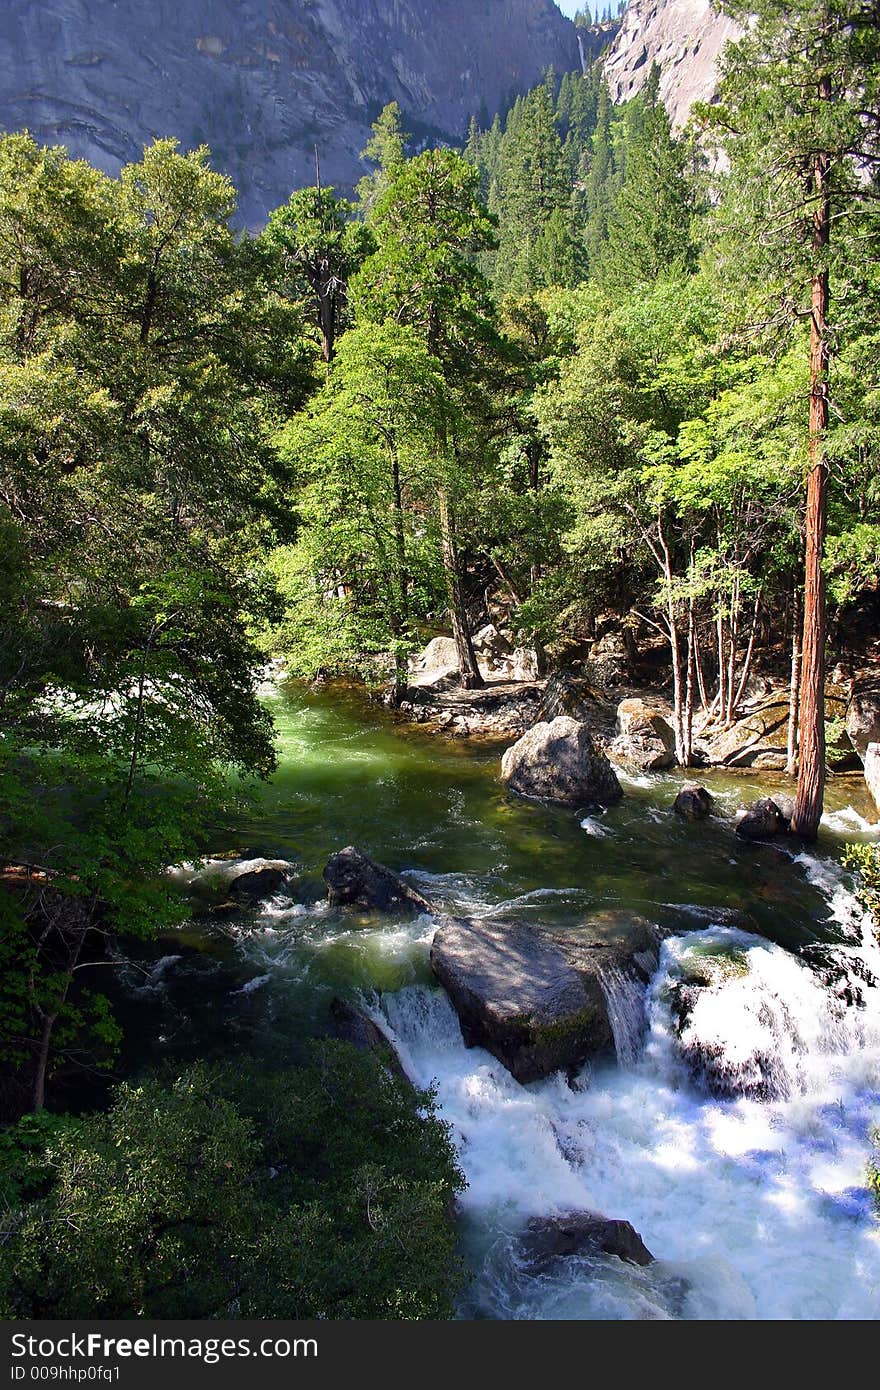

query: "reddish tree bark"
left=791, top=91, right=831, bottom=840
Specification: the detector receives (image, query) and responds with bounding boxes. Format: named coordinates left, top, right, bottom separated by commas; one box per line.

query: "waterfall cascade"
left=375, top=866, right=880, bottom=1321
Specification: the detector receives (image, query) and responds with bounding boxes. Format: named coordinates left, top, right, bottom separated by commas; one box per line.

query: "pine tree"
left=708, top=0, right=880, bottom=838
left=598, top=67, right=696, bottom=293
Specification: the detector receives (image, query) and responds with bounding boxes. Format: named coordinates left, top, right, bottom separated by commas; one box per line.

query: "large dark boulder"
left=521, top=1212, right=654, bottom=1270
left=500, top=717, right=623, bottom=808
left=430, top=913, right=658, bottom=1082
left=673, top=783, right=714, bottom=820
left=735, top=793, right=799, bottom=840
left=227, top=865, right=291, bottom=902
left=323, top=846, right=431, bottom=914
left=611, top=697, right=677, bottom=771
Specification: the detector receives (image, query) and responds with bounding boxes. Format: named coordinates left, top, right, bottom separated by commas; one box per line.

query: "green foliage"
left=842, top=842, right=880, bottom=933
left=0, top=1045, right=466, bottom=1319
left=262, top=185, right=372, bottom=361
left=269, top=323, right=450, bottom=680
left=0, top=132, right=312, bottom=1110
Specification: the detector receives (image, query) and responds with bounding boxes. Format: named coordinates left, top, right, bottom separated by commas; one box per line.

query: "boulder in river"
left=612, top=697, right=676, bottom=771
left=430, top=913, right=658, bottom=1082
left=227, top=864, right=291, bottom=903
left=662, top=930, right=831, bottom=1102
left=323, top=845, right=431, bottom=914
left=735, top=796, right=791, bottom=840
left=501, top=717, right=623, bottom=808
left=673, top=783, right=714, bottom=820
left=521, top=1212, right=654, bottom=1270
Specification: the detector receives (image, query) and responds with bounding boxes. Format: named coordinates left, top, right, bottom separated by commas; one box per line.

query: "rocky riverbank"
left=387, top=633, right=880, bottom=817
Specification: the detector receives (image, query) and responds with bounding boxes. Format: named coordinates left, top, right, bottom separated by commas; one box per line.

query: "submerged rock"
left=501, top=717, right=623, bottom=808
left=522, top=1212, right=654, bottom=1270
left=430, top=914, right=658, bottom=1082
left=612, top=697, right=677, bottom=771
left=323, top=846, right=431, bottom=914
left=673, top=783, right=714, bottom=820
left=660, top=930, right=840, bottom=1102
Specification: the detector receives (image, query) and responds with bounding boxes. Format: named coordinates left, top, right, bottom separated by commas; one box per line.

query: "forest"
left=1, top=0, right=880, bottom=1321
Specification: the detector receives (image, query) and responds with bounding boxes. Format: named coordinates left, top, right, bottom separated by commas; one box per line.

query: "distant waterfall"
left=576, top=29, right=588, bottom=74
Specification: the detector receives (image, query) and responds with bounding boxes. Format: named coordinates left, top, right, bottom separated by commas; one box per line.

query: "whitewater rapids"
left=374, top=854, right=880, bottom=1320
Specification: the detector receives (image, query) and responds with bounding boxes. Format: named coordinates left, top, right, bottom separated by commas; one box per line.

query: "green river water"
left=114, top=680, right=880, bottom=1320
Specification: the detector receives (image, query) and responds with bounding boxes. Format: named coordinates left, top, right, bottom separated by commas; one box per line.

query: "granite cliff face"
left=604, top=0, right=742, bottom=127
left=0, top=0, right=578, bottom=225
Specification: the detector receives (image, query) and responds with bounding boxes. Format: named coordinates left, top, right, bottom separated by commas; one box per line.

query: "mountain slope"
left=603, top=0, right=742, bottom=127
left=0, top=0, right=579, bottom=225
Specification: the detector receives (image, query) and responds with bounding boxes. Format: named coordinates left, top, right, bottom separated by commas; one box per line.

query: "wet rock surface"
left=329, top=997, right=411, bottom=1085
left=323, top=846, right=431, bottom=914
left=673, top=783, right=714, bottom=819
left=736, top=796, right=791, bottom=840
left=429, top=913, right=659, bottom=1082
left=227, top=865, right=291, bottom=902
left=521, top=1212, right=654, bottom=1269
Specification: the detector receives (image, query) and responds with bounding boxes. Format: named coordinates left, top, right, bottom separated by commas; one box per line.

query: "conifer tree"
left=708, top=0, right=880, bottom=838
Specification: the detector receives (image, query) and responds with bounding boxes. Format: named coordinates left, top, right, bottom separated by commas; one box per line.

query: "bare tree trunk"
left=724, top=570, right=741, bottom=725
left=439, top=488, right=483, bottom=689
left=32, top=904, right=90, bottom=1111
left=684, top=595, right=695, bottom=767
left=787, top=581, right=802, bottom=777
left=715, top=599, right=725, bottom=727
left=732, top=587, right=763, bottom=716
left=792, top=115, right=831, bottom=840
left=693, top=627, right=709, bottom=713
left=658, top=522, right=686, bottom=764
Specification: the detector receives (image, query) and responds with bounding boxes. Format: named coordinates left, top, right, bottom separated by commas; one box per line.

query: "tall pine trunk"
left=792, top=104, right=831, bottom=840
left=786, top=580, right=802, bottom=777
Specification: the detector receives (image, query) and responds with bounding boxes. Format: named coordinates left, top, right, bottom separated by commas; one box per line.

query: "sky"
left=555, top=1, right=582, bottom=14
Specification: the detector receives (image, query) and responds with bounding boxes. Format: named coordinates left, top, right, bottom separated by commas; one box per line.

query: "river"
left=124, top=680, right=880, bottom=1320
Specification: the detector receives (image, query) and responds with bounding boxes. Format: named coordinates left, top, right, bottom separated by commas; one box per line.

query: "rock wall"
left=603, top=0, right=742, bottom=127
left=0, top=0, right=578, bottom=226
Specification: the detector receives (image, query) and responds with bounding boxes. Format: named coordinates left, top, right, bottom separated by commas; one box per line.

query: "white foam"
left=234, top=973, right=271, bottom=995
left=375, top=886, right=880, bottom=1320
left=822, top=806, right=880, bottom=837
